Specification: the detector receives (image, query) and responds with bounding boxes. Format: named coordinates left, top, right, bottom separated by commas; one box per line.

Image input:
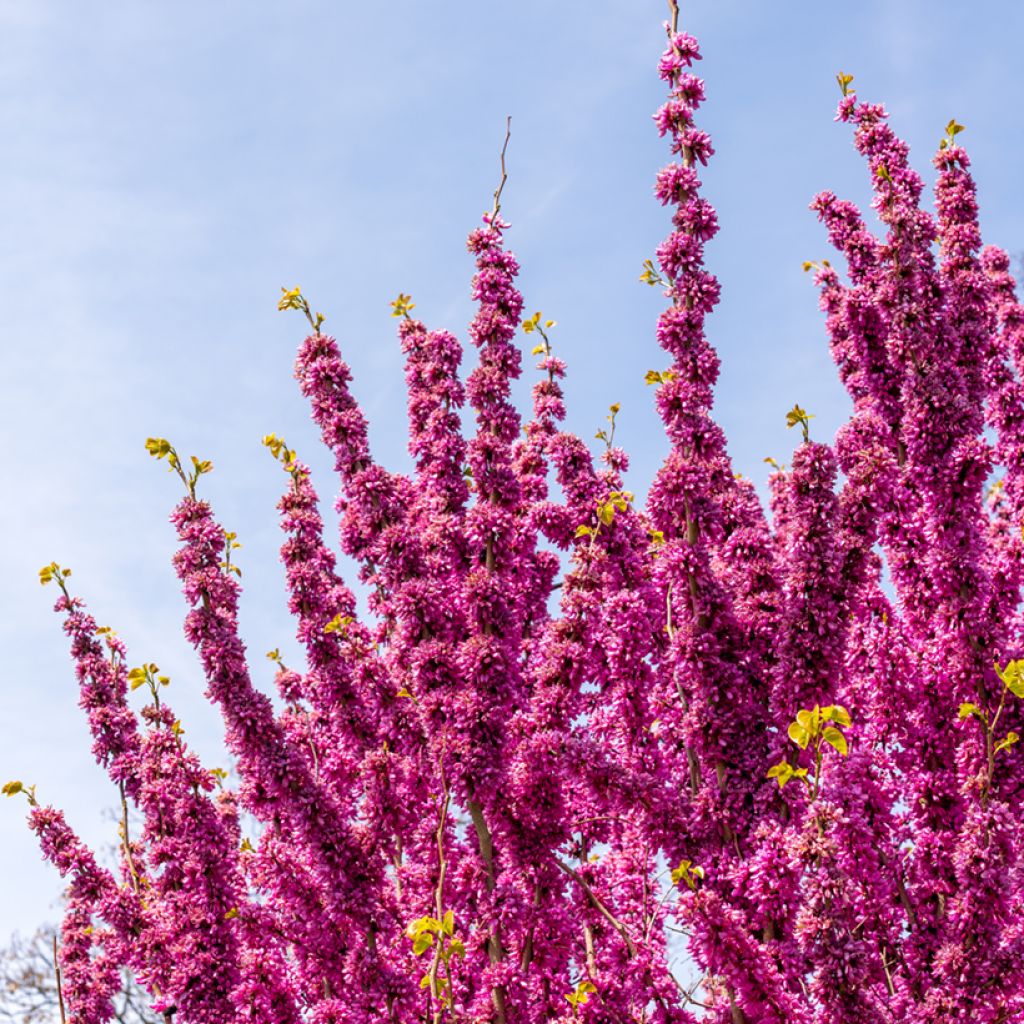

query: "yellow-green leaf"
left=766, top=762, right=794, bottom=788
left=995, top=731, right=1020, bottom=754
left=998, top=659, right=1024, bottom=698
left=822, top=726, right=848, bottom=757
left=406, top=916, right=440, bottom=938
left=821, top=704, right=851, bottom=728
left=390, top=293, right=415, bottom=318
left=145, top=437, right=172, bottom=460
left=787, top=722, right=811, bottom=749
left=278, top=286, right=303, bottom=312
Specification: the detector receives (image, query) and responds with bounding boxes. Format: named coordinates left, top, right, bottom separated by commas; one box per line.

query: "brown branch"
left=428, top=762, right=452, bottom=1024
left=119, top=783, right=142, bottom=896
left=468, top=797, right=507, bottom=1023
left=52, top=936, right=67, bottom=1024
left=667, top=0, right=680, bottom=35
left=555, top=858, right=637, bottom=958
left=490, top=116, right=512, bottom=221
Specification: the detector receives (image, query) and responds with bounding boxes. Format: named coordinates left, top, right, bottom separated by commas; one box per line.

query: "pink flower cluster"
left=13, top=14, right=1024, bottom=1024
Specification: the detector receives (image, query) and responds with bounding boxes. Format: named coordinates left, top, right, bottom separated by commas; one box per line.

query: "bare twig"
left=667, top=0, right=680, bottom=35
left=555, top=857, right=637, bottom=957
left=52, top=936, right=67, bottom=1024
left=490, top=116, right=512, bottom=222
left=468, top=796, right=507, bottom=1023
left=120, top=783, right=142, bottom=895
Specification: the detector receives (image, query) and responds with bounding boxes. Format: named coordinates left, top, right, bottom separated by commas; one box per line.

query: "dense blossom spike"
left=9, top=11, right=1024, bottom=1024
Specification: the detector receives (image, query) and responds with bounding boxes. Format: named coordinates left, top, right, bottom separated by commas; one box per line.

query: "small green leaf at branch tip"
left=277, top=286, right=304, bottom=312
left=262, top=433, right=298, bottom=468
left=786, top=404, right=814, bottom=429
left=670, top=859, right=705, bottom=890
left=390, top=293, right=415, bottom=318
left=145, top=437, right=173, bottom=460
left=821, top=704, right=851, bottom=727
left=995, top=731, right=1020, bottom=755
left=959, top=701, right=983, bottom=721
left=876, top=164, right=893, bottom=184
left=938, top=117, right=967, bottom=151
left=324, top=613, right=354, bottom=635
left=996, top=659, right=1024, bottom=698
left=836, top=71, right=854, bottom=97
left=530, top=343, right=545, bottom=356
left=566, top=981, right=597, bottom=1007
left=38, top=561, right=69, bottom=586
left=522, top=311, right=543, bottom=333
left=786, top=404, right=815, bottom=442
left=639, top=258, right=665, bottom=287
left=645, top=368, right=678, bottom=386
left=574, top=524, right=593, bottom=538
left=3, top=780, right=37, bottom=804
left=802, top=259, right=833, bottom=274
left=224, top=907, right=239, bottom=920
left=767, top=760, right=809, bottom=789
left=648, top=529, right=666, bottom=547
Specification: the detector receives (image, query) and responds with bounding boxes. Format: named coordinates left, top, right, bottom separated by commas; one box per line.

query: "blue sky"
left=1, top=1, right=1022, bottom=937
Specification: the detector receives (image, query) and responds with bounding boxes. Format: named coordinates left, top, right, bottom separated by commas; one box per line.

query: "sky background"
left=1, top=1, right=1023, bottom=937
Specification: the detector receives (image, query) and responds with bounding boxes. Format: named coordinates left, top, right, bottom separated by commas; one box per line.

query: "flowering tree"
left=6, top=4, right=1024, bottom=1022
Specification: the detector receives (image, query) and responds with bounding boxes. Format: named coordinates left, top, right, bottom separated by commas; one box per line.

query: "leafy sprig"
left=145, top=438, right=213, bottom=499
left=279, top=286, right=325, bottom=332
left=785, top=404, right=814, bottom=444
left=768, top=704, right=851, bottom=800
